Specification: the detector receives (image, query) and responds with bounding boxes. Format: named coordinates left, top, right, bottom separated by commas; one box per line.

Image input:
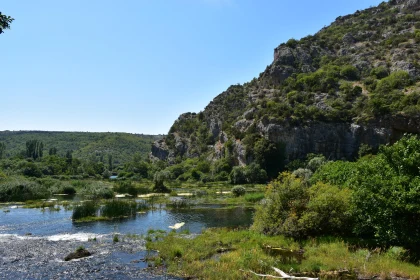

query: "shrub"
left=72, top=201, right=98, bottom=220
left=101, top=200, right=137, bottom=218
left=286, top=38, right=298, bottom=48
left=306, top=155, right=327, bottom=172
left=252, top=173, right=353, bottom=238
left=0, top=178, right=49, bottom=202
left=370, top=66, right=389, bottom=79
left=79, top=181, right=114, bottom=199
left=114, top=181, right=137, bottom=196
left=231, top=186, right=246, bottom=197
left=229, top=167, right=247, bottom=184
left=340, top=65, right=360, bottom=80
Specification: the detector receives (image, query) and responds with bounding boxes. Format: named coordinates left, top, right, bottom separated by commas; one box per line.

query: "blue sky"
left=1, top=0, right=383, bottom=134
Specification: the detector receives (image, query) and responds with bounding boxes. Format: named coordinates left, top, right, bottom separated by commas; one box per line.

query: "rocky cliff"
left=153, top=0, right=420, bottom=169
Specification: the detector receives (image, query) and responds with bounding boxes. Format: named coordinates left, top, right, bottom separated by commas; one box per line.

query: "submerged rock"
left=64, top=248, right=92, bottom=261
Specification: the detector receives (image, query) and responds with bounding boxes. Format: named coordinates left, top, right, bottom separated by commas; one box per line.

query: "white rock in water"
left=169, top=222, right=185, bottom=229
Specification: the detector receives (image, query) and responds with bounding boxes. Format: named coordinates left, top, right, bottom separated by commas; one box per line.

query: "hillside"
left=153, top=0, right=420, bottom=177
left=0, top=131, right=162, bottom=165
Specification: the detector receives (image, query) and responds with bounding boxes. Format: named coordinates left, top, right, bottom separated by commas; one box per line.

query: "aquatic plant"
left=166, top=199, right=191, bottom=209
left=72, top=201, right=98, bottom=220
left=100, top=199, right=137, bottom=218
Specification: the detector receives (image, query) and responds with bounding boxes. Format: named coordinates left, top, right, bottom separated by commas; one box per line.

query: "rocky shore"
left=0, top=234, right=181, bottom=280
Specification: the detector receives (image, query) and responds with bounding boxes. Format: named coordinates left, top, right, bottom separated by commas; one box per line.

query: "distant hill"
left=153, top=0, right=420, bottom=173
left=0, top=131, right=162, bottom=165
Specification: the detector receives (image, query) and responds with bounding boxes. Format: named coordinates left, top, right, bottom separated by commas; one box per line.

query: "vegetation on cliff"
left=155, top=0, right=420, bottom=184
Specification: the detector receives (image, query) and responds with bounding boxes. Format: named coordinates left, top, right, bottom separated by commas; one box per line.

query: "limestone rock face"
left=151, top=139, right=169, bottom=161
left=267, top=45, right=330, bottom=84
left=401, top=0, right=420, bottom=10
left=156, top=0, right=420, bottom=167
left=256, top=117, right=420, bottom=162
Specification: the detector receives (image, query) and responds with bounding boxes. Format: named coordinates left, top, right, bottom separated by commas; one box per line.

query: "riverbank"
left=146, top=228, right=420, bottom=280
left=0, top=233, right=181, bottom=279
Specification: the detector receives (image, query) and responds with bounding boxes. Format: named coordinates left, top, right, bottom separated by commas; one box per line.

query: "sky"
left=1, top=0, right=384, bottom=135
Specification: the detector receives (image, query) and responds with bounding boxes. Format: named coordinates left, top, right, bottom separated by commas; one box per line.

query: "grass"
left=166, top=199, right=192, bottom=209
left=146, top=228, right=420, bottom=280
left=23, top=200, right=56, bottom=208
left=72, top=201, right=98, bottom=220
left=101, top=199, right=137, bottom=218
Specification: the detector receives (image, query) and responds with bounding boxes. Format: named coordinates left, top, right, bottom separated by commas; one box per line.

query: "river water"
left=0, top=205, right=254, bottom=279
left=0, top=205, right=254, bottom=237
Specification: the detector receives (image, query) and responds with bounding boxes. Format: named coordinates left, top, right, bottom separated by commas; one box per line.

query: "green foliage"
left=0, top=12, right=14, bottom=34
left=0, top=177, right=49, bottom=202
left=114, top=181, right=138, bottom=196
left=312, top=135, right=420, bottom=251
left=231, top=185, right=246, bottom=197
left=0, top=142, right=5, bottom=159
left=370, top=66, right=389, bottom=79
left=358, top=143, right=373, bottom=158
left=153, top=171, right=171, bottom=192
left=229, top=163, right=267, bottom=184
left=78, top=181, right=114, bottom=199
left=253, top=173, right=353, bottom=239
left=0, top=131, right=160, bottom=166
left=229, top=166, right=247, bottom=184
left=26, top=140, right=44, bottom=160
left=340, top=65, right=360, bottom=80
left=72, top=201, right=98, bottom=220
left=244, top=192, right=265, bottom=203
left=101, top=200, right=137, bottom=218
left=306, top=155, right=327, bottom=172
left=285, top=38, right=298, bottom=48
left=252, top=173, right=309, bottom=237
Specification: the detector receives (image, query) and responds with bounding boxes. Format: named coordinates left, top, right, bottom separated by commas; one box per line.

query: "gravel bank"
left=0, top=234, right=181, bottom=280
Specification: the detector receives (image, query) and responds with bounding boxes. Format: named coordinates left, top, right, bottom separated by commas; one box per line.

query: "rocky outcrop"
left=151, top=139, right=169, bottom=161
left=398, top=0, right=420, bottom=10
left=266, top=45, right=331, bottom=84
left=257, top=116, right=420, bottom=162
left=156, top=0, right=420, bottom=167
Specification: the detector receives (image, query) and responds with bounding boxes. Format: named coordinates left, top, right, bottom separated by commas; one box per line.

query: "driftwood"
left=241, top=267, right=319, bottom=280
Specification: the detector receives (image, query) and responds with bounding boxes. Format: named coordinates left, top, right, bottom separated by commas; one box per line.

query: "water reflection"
left=0, top=206, right=254, bottom=237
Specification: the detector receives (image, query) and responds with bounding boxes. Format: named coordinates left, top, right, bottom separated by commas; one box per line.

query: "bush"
left=252, top=173, right=353, bottom=238
left=101, top=200, right=137, bottom=218
left=72, top=201, right=98, bottom=220
left=114, top=181, right=137, bottom=196
left=0, top=178, right=49, bottom=202
left=340, top=65, right=359, bottom=80
left=370, top=66, right=389, bottom=79
left=79, top=181, right=114, bottom=199
left=231, top=186, right=246, bottom=197
left=229, top=167, right=247, bottom=184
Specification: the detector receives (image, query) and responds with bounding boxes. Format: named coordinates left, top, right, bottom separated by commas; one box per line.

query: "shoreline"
left=0, top=233, right=181, bottom=280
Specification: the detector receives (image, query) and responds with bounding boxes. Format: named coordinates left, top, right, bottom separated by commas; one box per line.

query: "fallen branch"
left=272, top=267, right=319, bottom=280
left=239, top=269, right=284, bottom=279
left=240, top=267, right=319, bottom=280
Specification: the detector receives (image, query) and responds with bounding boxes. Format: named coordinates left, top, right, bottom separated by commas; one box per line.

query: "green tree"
left=0, top=142, right=5, bottom=159
left=26, top=140, right=44, bottom=160
left=49, top=147, right=57, bottom=156
left=0, top=12, right=14, bottom=34
left=108, top=154, right=113, bottom=171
